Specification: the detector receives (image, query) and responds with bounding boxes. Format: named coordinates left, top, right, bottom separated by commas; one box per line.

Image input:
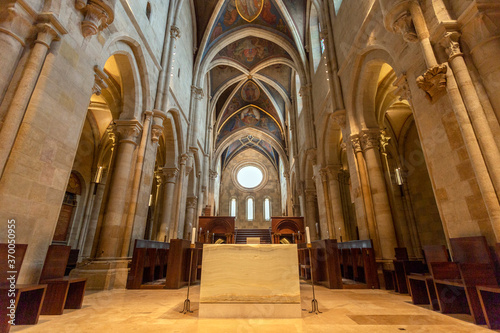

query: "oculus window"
left=237, top=166, right=263, bottom=189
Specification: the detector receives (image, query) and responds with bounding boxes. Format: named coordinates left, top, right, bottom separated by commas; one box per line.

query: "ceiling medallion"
left=236, top=0, right=264, bottom=23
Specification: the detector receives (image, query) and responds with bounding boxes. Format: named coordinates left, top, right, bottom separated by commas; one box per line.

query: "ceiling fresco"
left=256, top=64, right=292, bottom=97
left=218, top=79, right=280, bottom=126
left=221, top=135, right=280, bottom=170
left=210, top=65, right=244, bottom=96
left=206, top=0, right=294, bottom=51
left=282, top=0, right=306, bottom=43
left=261, top=81, right=285, bottom=115
left=214, top=37, right=292, bottom=70
left=216, top=104, right=284, bottom=147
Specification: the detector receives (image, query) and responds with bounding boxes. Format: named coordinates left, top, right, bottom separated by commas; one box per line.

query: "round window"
left=236, top=166, right=263, bottom=189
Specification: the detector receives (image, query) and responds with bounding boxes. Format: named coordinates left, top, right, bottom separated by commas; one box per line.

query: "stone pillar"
left=157, top=167, right=178, bottom=242
left=351, top=135, right=379, bottom=253
left=96, top=120, right=142, bottom=258
left=184, top=196, right=198, bottom=239
left=148, top=171, right=163, bottom=240
left=0, top=22, right=63, bottom=176
left=440, top=32, right=500, bottom=200
left=171, top=154, right=188, bottom=240
left=361, top=129, right=397, bottom=261
left=318, top=168, right=334, bottom=239
left=0, top=2, right=34, bottom=104
left=326, top=165, right=346, bottom=242
left=305, top=189, right=320, bottom=240
left=208, top=169, right=218, bottom=215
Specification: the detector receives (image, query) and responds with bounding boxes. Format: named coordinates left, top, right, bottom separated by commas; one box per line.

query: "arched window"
left=309, top=5, right=321, bottom=71
left=247, top=197, right=254, bottom=221
left=264, top=198, right=271, bottom=221
left=230, top=198, right=237, bottom=217
left=146, top=2, right=152, bottom=21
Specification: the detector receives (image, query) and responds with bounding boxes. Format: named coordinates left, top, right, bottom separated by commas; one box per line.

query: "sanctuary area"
left=1, top=0, right=500, bottom=331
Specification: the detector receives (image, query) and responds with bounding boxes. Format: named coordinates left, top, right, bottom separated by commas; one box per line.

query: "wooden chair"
left=432, top=236, right=498, bottom=324
left=38, top=245, right=87, bottom=315
left=0, top=244, right=47, bottom=333
left=407, top=245, right=449, bottom=310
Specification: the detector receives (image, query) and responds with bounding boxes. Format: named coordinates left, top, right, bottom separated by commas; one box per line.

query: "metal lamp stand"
left=308, top=243, right=322, bottom=314
left=180, top=244, right=195, bottom=314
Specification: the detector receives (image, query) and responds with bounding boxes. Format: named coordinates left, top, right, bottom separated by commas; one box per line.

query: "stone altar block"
left=199, top=244, right=301, bottom=318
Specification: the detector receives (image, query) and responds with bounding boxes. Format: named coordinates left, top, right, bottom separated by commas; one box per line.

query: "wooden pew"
left=310, top=239, right=343, bottom=289
left=0, top=244, right=47, bottom=333
left=393, top=247, right=427, bottom=294
left=407, top=245, right=449, bottom=310
left=432, top=236, right=498, bottom=325
left=476, top=243, right=500, bottom=329
left=38, top=245, right=87, bottom=315
left=64, top=249, right=79, bottom=276
left=164, top=239, right=202, bottom=289
left=338, top=240, right=379, bottom=289
left=126, top=240, right=169, bottom=289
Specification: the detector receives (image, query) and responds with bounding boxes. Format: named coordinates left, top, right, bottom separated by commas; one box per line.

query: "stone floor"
left=11, top=282, right=495, bottom=333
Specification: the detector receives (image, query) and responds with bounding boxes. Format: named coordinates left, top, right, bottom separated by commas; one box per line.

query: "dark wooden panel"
left=0, top=243, right=27, bottom=288
left=39, top=245, right=71, bottom=281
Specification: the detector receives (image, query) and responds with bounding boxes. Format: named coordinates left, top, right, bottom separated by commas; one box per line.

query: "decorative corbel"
left=75, top=0, right=115, bottom=38
left=416, top=64, right=448, bottom=103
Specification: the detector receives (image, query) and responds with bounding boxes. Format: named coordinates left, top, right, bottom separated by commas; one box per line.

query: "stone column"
left=0, top=2, right=34, bottom=104
left=305, top=189, right=320, bottom=240
left=157, top=167, right=178, bottom=242
left=96, top=120, right=142, bottom=258
left=440, top=32, right=500, bottom=199
left=184, top=196, right=198, bottom=239
left=361, top=129, right=397, bottom=261
left=0, top=22, right=63, bottom=176
left=208, top=169, right=218, bottom=215
left=148, top=171, right=163, bottom=240
left=351, top=135, right=379, bottom=253
left=318, top=168, right=334, bottom=239
left=121, top=111, right=158, bottom=256
left=326, top=165, right=346, bottom=242
left=171, top=154, right=188, bottom=240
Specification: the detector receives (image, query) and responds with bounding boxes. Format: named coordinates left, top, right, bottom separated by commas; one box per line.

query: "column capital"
left=416, top=64, right=448, bottom=103
left=191, top=85, right=204, bottom=100
left=439, top=31, right=463, bottom=61
left=161, top=167, right=179, bottom=184
left=361, top=129, right=381, bottom=151
left=381, top=0, right=419, bottom=41
left=186, top=196, right=198, bottom=209
left=75, top=0, right=115, bottom=39
left=170, top=25, right=181, bottom=39
left=209, top=169, right=218, bottom=180
left=331, top=110, right=346, bottom=129
left=350, top=135, right=362, bottom=153
left=150, top=110, right=166, bottom=144
left=299, top=84, right=311, bottom=98
left=0, top=2, right=37, bottom=47
left=115, top=119, right=142, bottom=145
left=380, top=130, right=391, bottom=153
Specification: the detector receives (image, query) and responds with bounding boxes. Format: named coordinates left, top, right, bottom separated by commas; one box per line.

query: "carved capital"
left=440, top=31, right=463, bottom=61
left=350, top=135, right=362, bottom=153
left=115, top=120, right=142, bottom=145
left=151, top=126, right=163, bottom=143
left=394, top=73, right=412, bottom=102
left=331, top=110, right=346, bottom=129
left=180, top=153, right=189, bottom=166
left=93, top=65, right=108, bottom=96
left=361, top=130, right=381, bottom=151
left=319, top=168, right=330, bottom=183
left=393, top=12, right=418, bottom=42
left=191, top=85, right=204, bottom=100
left=34, top=23, right=60, bottom=48
left=106, top=124, right=117, bottom=144
left=162, top=167, right=179, bottom=184
left=299, top=85, right=311, bottom=98
left=305, top=148, right=317, bottom=165
left=186, top=196, right=198, bottom=209
left=416, top=64, right=448, bottom=103
left=380, top=130, right=391, bottom=153
left=76, top=0, right=115, bottom=39
left=170, top=25, right=181, bottom=39
left=209, top=169, right=218, bottom=180
left=0, top=3, right=37, bottom=46
left=340, top=142, right=347, bottom=151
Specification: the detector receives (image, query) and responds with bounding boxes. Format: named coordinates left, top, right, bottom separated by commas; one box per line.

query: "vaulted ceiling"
left=193, top=0, right=307, bottom=170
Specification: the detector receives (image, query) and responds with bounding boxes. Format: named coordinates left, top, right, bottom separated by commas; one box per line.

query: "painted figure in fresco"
left=211, top=23, right=223, bottom=42
left=261, top=0, right=276, bottom=24
left=236, top=0, right=263, bottom=21
left=224, top=0, right=239, bottom=26
left=241, top=81, right=260, bottom=102
left=241, top=106, right=261, bottom=126
left=233, top=38, right=266, bottom=63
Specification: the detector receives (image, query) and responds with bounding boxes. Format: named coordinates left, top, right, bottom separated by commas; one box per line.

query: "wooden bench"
left=38, top=245, right=87, bottom=315
left=338, top=240, right=379, bottom=289
left=0, top=244, right=47, bottom=333
left=432, top=236, right=498, bottom=325
left=126, top=240, right=169, bottom=289
left=392, top=247, right=427, bottom=294
left=476, top=243, right=500, bottom=329
left=407, top=245, right=449, bottom=310
left=307, top=239, right=343, bottom=289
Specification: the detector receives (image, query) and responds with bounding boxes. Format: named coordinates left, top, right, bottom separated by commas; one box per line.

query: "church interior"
left=1, top=0, right=500, bottom=331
